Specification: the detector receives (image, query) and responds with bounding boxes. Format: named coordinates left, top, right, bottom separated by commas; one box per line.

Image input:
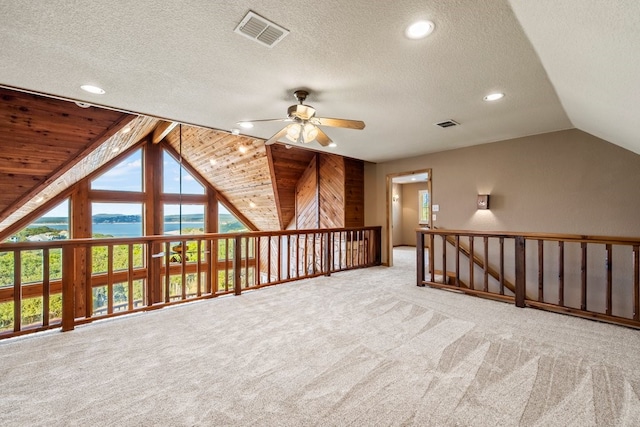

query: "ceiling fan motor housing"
left=287, top=104, right=315, bottom=121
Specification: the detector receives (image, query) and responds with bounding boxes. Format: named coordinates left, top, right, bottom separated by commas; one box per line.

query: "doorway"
left=385, top=169, right=431, bottom=267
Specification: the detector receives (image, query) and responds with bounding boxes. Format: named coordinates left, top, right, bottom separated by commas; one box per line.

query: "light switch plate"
left=433, top=204, right=440, bottom=212
left=432, top=214, right=437, bottom=221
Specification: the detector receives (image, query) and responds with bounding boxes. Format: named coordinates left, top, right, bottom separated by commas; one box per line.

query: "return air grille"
left=435, top=120, right=459, bottom=128
left=234, top=11, right=290, bottom=48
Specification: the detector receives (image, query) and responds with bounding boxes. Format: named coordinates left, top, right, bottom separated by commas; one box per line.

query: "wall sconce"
left=392, top=194, right=400, bottom=203
left=477, top=194, right=490, bottom=210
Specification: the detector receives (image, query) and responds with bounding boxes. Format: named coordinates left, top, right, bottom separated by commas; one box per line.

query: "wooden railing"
left=417, top=229, right=640, bottom=329
left=0, top=226, right=381, bottom=339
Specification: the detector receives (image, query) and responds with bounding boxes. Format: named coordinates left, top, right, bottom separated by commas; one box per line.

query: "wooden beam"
left=152, top=121, right=178, bottom=144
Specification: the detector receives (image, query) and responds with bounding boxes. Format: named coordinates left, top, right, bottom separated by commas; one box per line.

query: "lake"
left=41, top=222, right=205, bottom=237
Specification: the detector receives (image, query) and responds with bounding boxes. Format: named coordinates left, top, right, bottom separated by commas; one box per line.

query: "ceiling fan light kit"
left=238, top=89, right=365, bottom=147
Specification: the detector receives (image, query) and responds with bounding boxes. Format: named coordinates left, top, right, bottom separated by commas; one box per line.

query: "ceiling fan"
left=239, top=90, right=365, bottom=147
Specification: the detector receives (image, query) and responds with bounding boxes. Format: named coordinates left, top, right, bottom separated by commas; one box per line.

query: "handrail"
left=417, top=228, right=640, bottom=329
left=0, top=226, right=382, bottom=339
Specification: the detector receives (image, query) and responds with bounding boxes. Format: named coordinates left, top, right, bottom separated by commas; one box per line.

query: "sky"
left=43, top=150, right=230, bottom=217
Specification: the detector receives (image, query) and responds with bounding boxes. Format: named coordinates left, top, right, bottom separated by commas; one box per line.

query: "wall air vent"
left=435, top=120, right=459, bottom=128
left=234, top=11, right=290, bottom=48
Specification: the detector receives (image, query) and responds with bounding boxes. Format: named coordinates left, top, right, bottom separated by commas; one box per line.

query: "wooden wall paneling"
left=267, top=144, right=316, bottom=230
left=343, top=158, right=365, bottom=228
left=318, top=153, right=345, bottom=229
left=296, top=155, right=319, bottom=230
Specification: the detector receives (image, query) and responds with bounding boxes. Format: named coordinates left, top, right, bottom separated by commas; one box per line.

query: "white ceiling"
left=0, top=1, right=636, bottom=163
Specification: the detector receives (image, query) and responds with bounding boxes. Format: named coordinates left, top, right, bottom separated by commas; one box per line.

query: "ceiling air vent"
left=234, top=11, right=290, bottom=48
left=435, top=120, right=459, bottom=128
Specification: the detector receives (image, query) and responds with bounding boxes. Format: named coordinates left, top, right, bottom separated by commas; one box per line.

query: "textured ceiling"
left=0, top=1, right=635, bottom=162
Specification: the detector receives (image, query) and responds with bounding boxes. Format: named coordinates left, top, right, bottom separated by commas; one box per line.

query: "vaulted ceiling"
left=1, top=1, right=637, bottom=164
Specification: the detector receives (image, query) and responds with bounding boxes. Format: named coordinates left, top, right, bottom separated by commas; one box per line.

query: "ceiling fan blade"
left=315, top=127, right=332, bottom=147
left=265, top=126, right=290, bottom=145
left=311, top=117, right=365, bottom=130
left=237, top=118, right=291, bottom=125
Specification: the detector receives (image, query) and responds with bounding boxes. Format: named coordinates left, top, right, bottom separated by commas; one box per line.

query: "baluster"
left=267, top=236, right=272, bottom=284
left=468, top=236, right=474, bottom=290
left=255, top=236, right=261, bottom=286
left=634, top=245, right=639, bottom=321
left=165, top=242, right=171, bottom=301
left=277, top=235, right=282, bottom=281
left=538, top=240, right=544, bottom=302
left=43, top=248, right=50, bottom=327
left=606, top=244, right=612, bottom=316
left=499, top=237, right=505, bottom=295
left=515, top=236, right=526, bottom=308
left=128, top=244, right=134, bottom=310
left=455, top=236, right=460, bottom=287
left=108, top=245, right=114, bottom=313
left=429, top=233, right=435, bottom=283
left=13, top=249, right=21, bottom=332
left=416, top=231, right=425, bottom=286
left=286, top=235, right=291, bottom=279
left=581, top=242, right=587, bottom=311
left=181, top=241, right=187, bottom=300
left=312, top=233, right=317, bottom=273
left=441, top=235, right=447, bottom=283
left=225, top=238, right=230, bottom=291
left=483, top=237, right=489, bottom=292
left=558, top=241, right=565, bottom=306
left=234, top=236, right=242, bottom=295
left=196, top=240, right=202, bottom=297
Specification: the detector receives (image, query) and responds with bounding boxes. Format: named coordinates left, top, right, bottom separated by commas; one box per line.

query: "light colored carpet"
left=1, top=247, right=640, bottom=426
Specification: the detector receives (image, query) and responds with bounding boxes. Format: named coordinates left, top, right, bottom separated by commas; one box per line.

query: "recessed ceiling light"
left=209, top=158, right=217, bottom=166
left=238, top=145, right=248, bottom=154
left=484, top=92, right=505, bottom=101
left=238, top=122, right=254, bottom=129
left=249, top=201, right=256, bottom=208
left=80, top=84, right=105, bottom=95
left=121, top=126, right=132, bottom=134
left=411, top=177, right=416, bottom=181
left=231, top=128, right=240, bottom=135
left=328, top=142, right=337, bottom=148
left=75, top=101, right=91, bottom=108
left=112, top=147, right=121, bottom=153
left=405, top=20, right=435, bottom=40
left=36, top=197, right=44, bottom=203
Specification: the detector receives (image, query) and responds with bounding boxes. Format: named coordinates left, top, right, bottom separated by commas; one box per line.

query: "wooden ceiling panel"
left=0, top=87, right=137, bottom=225
left=164, top=126, right=280, bottom=231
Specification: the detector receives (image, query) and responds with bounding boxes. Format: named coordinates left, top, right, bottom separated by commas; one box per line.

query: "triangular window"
left=163, top=151, right=205, bottom=195
left=218, top=202, right=248, bottom=233
left=8, top=199, right=69, bottom=243
left=91, top=149, right=142, bottom=192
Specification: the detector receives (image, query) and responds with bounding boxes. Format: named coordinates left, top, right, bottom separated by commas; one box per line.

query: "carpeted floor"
left=1, top=247, right=640, bottom=426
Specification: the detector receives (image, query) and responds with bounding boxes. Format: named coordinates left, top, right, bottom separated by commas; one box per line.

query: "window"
left=91, top=202, right=143, bottom=238
left=91, top=149, right=142, bottom=192
left=163, top=151, right=205, bottom=194
left=418, top=190, right=430, bottom=225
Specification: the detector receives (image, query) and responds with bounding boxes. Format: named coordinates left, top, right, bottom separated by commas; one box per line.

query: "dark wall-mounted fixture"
left=477, top=194, right=490, bottom=210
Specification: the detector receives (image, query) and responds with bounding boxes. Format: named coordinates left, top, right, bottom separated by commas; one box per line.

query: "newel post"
left=61, top=245, right=76, bottom=332
left=233, top=236, right=242, bottom=295
left=515, top=236, right=526, bottom=308
left=416, top=230, right=425, bottom=287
